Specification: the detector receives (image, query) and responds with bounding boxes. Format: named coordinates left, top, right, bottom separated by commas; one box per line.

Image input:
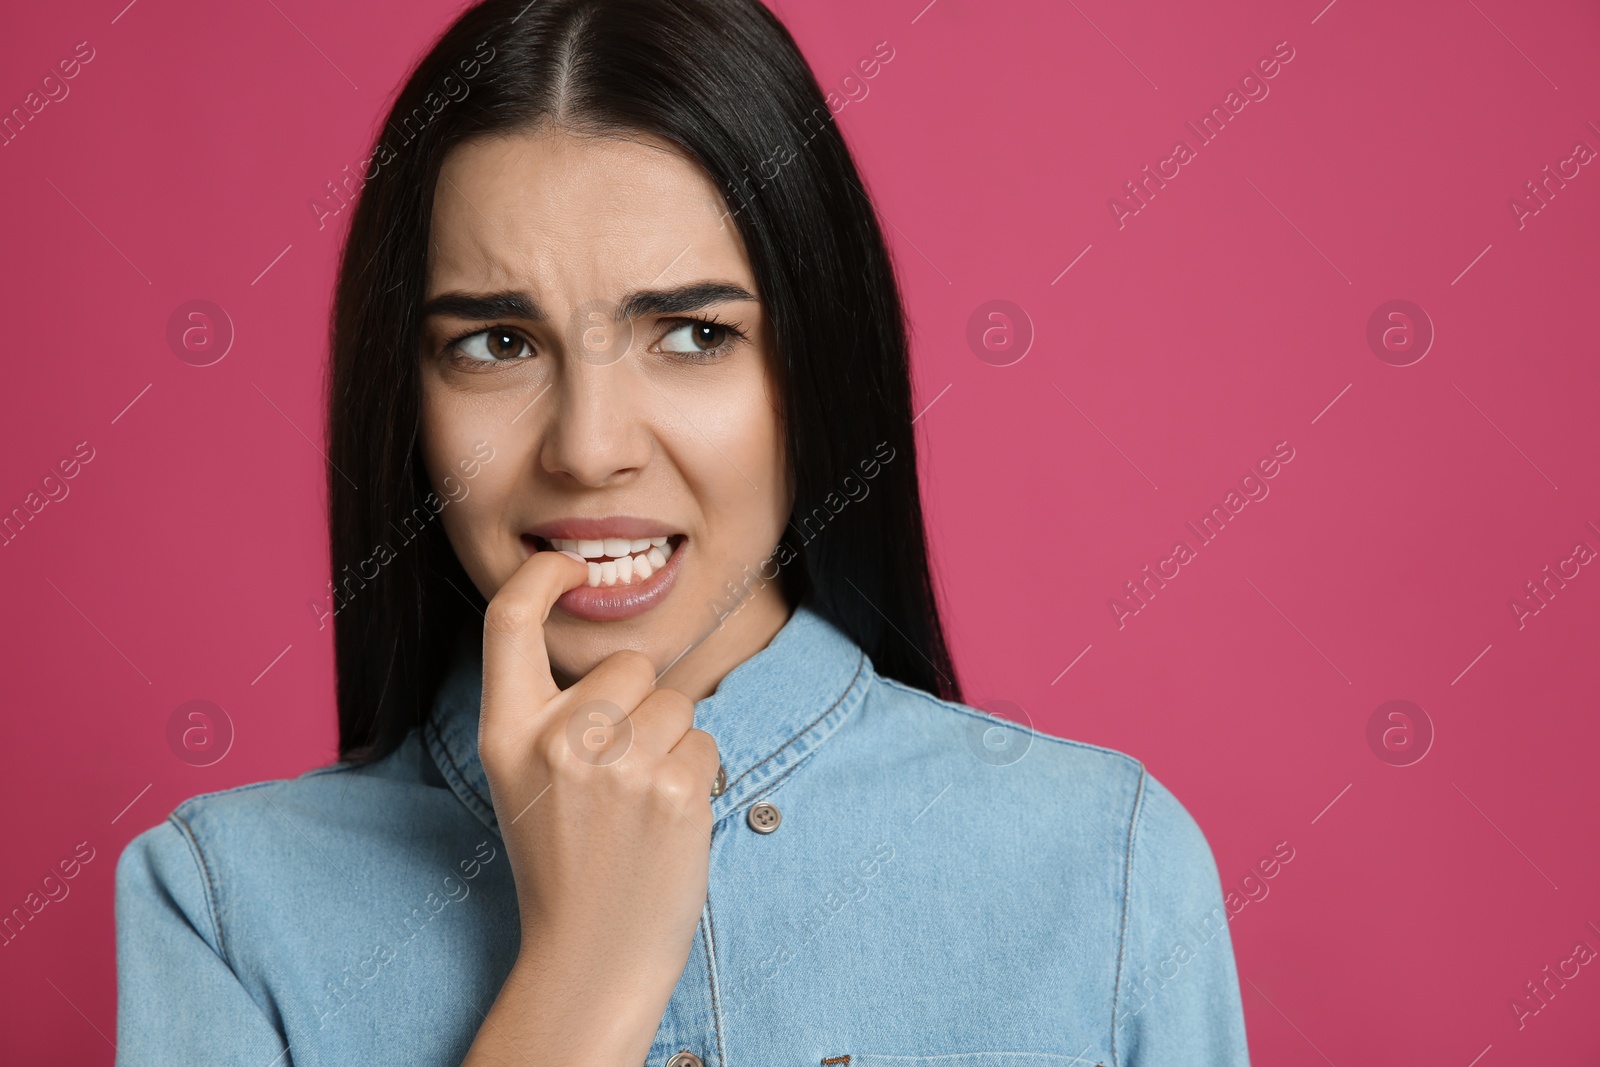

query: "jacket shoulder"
left=868, top=673, right=1146, bottom=782
left=115, top=733, right=440, bottom=894
left=861, top=674, right=1218, bottom=869
left=120, top=761, right=354, bottom=850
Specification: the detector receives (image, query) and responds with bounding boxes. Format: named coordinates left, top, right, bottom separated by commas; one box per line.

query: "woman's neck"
left=653, top=579, right=795, bottom=702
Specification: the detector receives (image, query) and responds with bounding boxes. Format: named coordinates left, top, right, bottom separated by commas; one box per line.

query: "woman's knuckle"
left=653, top=762, right=697, bottom=802
left=689, top=727, right=720, bottom=760
left=533, top=726, right=571, bottom=768
left=606, top=648, right=656, bottom=683
left=484, top=595, right=535, bottom=635
left=648, top=687, right=695, bottom=727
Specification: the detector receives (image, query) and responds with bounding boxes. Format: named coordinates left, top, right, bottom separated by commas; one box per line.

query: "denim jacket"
left=115, top=602, right=1250, bottom=1066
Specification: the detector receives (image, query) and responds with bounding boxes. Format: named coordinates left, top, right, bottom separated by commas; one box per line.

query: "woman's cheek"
left=434, top=494, right=484, bottom=582
left=712, top=372, right=781, bottom=473
left=433, top=459, right=514, bottom=593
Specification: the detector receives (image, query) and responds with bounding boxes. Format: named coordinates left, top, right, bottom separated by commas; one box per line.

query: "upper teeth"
left=545, top=536, right=673, bottom=587
left=551, top=536, right=668, bottom=558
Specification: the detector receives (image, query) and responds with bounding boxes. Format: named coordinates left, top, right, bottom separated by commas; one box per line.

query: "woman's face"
left=418, top=127, right=793, bottom=691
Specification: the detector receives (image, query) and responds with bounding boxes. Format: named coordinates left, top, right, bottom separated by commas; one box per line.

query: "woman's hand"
left=461, top=549, right=720, bottom=1066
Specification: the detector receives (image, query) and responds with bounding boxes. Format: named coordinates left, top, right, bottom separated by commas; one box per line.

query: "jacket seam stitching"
left=737, top=657, right=867, bottom=811
left=169, top=811, right=229, bottom=967
left=703, top=903, right=728, bottom=1066
left=426, top=717, right=496, bottom=825
left=724, top=650, right=866, bottom=796
left=742, top=744, right=819, bottom=809
left=1108, top=764, right=1149, bottom=1067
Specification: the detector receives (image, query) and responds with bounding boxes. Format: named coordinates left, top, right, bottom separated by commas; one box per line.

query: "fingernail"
left=559, top=550, right=586, bottom=563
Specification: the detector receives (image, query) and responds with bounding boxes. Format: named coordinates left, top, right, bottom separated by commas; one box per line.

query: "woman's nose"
left=537, top=356, right=653, bottom=487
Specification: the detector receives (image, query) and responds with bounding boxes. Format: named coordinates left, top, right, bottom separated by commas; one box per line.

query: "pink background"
left=3, top=0, right=1598, bottom=1062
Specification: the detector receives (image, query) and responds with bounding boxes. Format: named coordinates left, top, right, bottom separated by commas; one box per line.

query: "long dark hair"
left=327, top=0, right=961, bottom=763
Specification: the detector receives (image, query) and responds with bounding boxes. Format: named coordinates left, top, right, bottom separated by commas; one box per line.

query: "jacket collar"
left=423, top=601, right=871, bottom=833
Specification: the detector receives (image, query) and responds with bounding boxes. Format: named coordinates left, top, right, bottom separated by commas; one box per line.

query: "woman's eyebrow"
left=616, top=281, right=757, bottom=319
left=422, top=291, right=541, bottom=322
left=420, top=281, right=757, bottom=323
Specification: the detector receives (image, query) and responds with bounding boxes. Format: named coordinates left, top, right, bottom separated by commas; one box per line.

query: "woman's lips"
left=521, top=534, right=686, bottom=622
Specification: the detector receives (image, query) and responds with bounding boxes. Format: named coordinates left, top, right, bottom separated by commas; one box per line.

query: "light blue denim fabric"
left=115, top=602, right=1250, bottom=1066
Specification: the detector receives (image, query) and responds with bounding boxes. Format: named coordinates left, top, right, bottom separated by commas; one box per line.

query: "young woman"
left=115, top=1, right=1250, bottom=1064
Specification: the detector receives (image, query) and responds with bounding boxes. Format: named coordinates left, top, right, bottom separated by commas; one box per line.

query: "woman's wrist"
left=465, top=934, right=673, bottom=1065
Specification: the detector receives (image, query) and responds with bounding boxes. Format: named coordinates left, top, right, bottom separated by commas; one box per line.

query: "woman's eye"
left=452, top=328, right=532, bottom=362
left=660, top=320, right=733, bottom=356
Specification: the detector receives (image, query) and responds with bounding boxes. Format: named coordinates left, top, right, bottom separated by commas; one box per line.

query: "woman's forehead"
left=426, top=129, right=751, bottom=300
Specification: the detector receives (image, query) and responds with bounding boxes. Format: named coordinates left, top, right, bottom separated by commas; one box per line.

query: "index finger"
left=480, top=548, right=590, bottom=730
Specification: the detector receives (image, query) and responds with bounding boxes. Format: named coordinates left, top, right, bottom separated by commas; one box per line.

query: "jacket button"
left=665, top=1053, right=704, bottom=1067
left=747, top=800, right=781, bottom=834
left=710, top=763, right=726, bottom=798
